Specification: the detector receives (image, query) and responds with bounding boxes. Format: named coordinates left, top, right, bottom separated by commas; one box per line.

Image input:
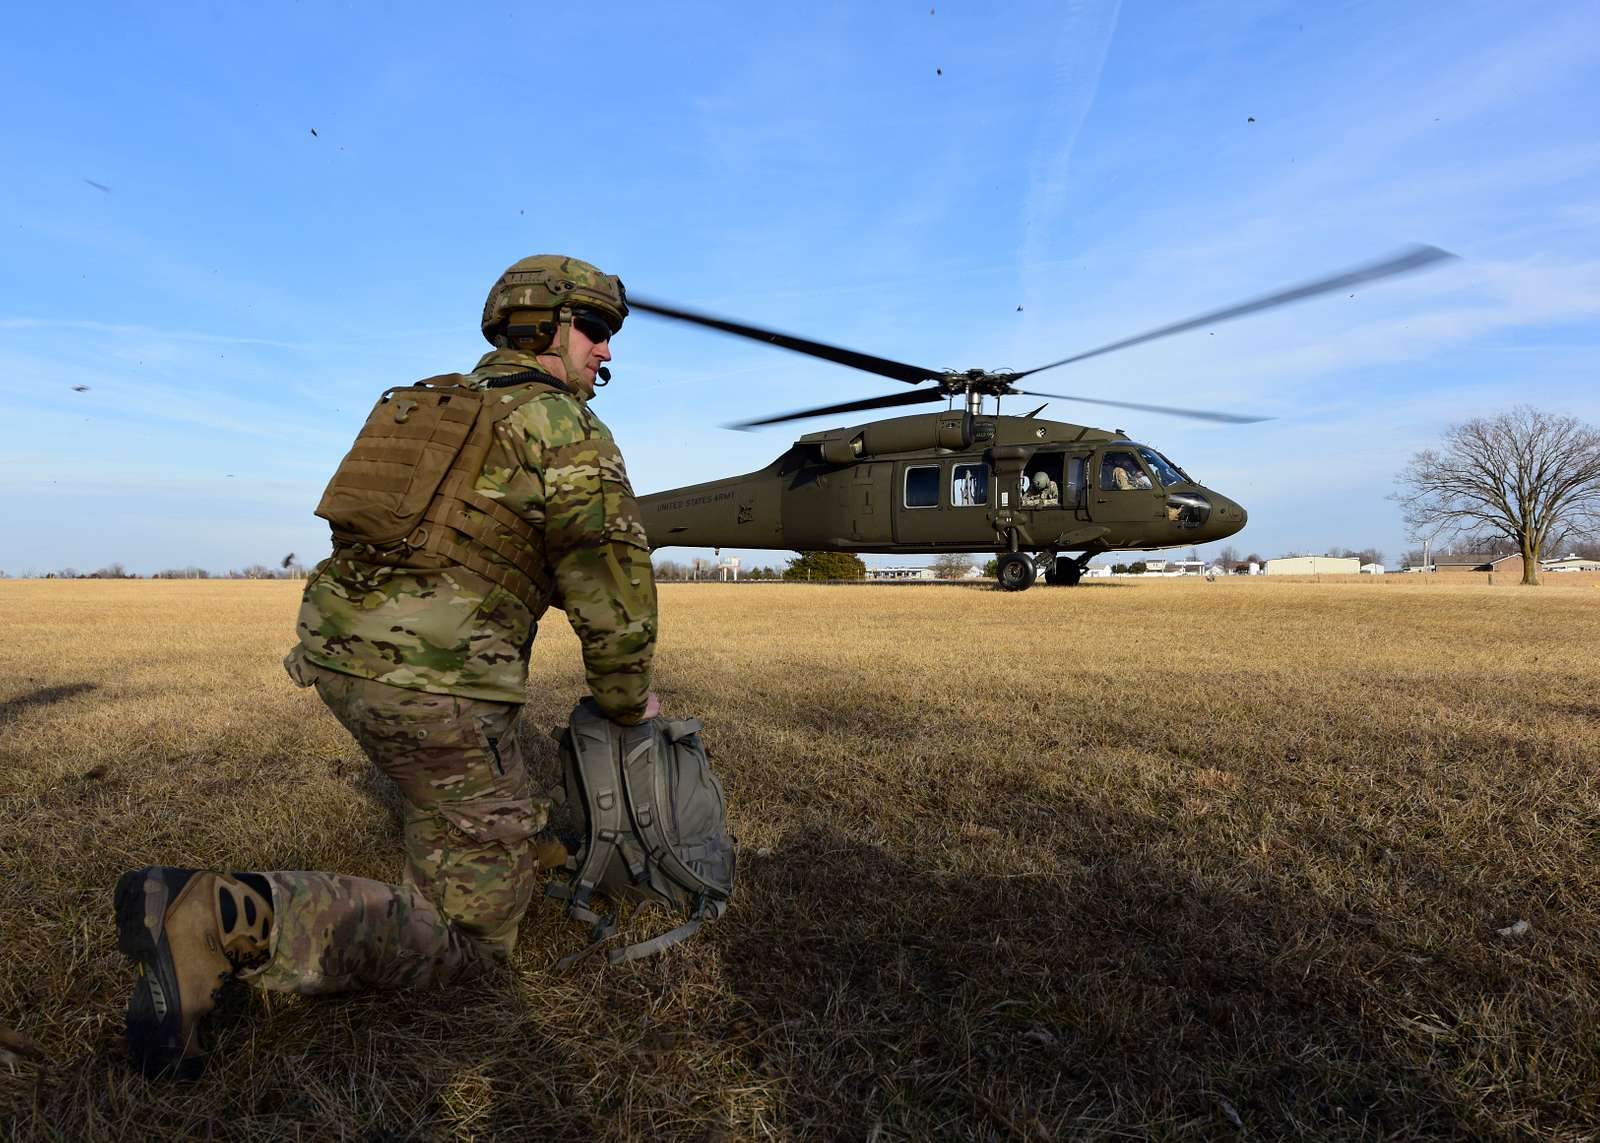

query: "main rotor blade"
left=1010, top=388, right=1271, bottom=424
left=1013, top=244, right=1457, bottom=379
left=630, top=295, right=940, bottom=386
left=728, top=387, right=946, bottom=431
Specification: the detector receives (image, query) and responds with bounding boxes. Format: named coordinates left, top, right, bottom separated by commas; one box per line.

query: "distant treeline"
left=4, top=563, right=306, bottom=581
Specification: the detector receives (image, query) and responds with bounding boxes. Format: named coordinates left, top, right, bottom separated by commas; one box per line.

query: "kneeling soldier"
left=116, top=255, right=659, bottom=1077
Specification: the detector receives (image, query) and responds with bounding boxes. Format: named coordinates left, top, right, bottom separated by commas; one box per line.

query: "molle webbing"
left=413, top=470, right=554, bottom=603
left=320, top=372, right=563, bottom=608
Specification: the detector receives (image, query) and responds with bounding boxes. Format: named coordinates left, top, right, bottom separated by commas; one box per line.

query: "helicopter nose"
left=1210, top=494, right=1247, bottom=537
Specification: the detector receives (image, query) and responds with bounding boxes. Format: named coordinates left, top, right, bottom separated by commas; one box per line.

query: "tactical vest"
left=314, top=371, right=566, bottom=608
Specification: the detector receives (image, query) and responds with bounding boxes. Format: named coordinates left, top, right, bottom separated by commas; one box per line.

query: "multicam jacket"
left=292, top=349, right=657, bottom=721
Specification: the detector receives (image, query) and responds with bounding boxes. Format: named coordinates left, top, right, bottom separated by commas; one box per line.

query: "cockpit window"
left=1137, top=448, right=1187, bottom=487
left=1100, top=451, right=1152, bottom=491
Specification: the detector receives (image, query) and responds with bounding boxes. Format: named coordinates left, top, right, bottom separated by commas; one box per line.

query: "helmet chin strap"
left=536, top=310, right=602, bottom=394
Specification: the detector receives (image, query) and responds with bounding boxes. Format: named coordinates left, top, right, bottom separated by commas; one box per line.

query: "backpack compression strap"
left=607, top=919, right=702, bottom=965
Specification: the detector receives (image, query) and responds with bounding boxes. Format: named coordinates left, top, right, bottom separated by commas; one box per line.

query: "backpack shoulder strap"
left=562, top=713, right=628, bottom=900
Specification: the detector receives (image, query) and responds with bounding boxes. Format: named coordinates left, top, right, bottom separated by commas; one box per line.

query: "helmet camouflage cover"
left=482, top=254, right=628, bottom=345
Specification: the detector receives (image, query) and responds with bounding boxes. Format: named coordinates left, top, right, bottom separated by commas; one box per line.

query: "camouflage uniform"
left=254, top=345, right=657, bottom=995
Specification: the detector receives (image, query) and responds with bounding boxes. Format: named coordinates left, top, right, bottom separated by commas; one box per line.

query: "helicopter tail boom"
left=639, top=466, right=784, bottom=551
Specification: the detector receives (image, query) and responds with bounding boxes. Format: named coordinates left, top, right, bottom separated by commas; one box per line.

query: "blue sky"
left=3, top=1, right=1597, bottom=575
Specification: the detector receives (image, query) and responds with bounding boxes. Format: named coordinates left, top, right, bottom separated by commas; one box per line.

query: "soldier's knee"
left=403, top=804, right=542, bottom=937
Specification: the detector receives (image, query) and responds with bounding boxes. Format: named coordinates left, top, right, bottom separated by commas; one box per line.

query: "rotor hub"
left=937, top=369, right=1020, bottom=398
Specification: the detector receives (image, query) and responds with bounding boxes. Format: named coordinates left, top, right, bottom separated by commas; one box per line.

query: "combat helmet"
left=482, top=254, right=628, bottom=350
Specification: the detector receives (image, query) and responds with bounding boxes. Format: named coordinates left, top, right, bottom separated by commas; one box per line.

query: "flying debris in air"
left=82, top=178, right=111, bottom=193
left=1247, top=116, right=1256, bottom=123
left=936, top=67, right=943, bottom=76
left=310, top=128, right=318, bottom=137
left=72, top=385, right=90, bottom=392
left=1016, top=305, right=1024, bottom=312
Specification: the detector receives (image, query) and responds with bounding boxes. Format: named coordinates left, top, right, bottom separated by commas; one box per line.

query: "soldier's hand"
left=531, top=833, right=570, bottom=871
left=606, top=690, right=661, bottom=726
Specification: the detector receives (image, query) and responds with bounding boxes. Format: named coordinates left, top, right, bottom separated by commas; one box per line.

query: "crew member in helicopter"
left=1020, top=470, right=1060, bottom=508
left=1106, top=457, right=1151, bottom=491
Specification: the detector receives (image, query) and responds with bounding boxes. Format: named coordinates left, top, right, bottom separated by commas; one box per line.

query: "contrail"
left=1020, top=0, right=1122, bottom=273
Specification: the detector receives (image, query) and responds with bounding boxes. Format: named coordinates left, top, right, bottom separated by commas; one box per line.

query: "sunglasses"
left=570, top=308, right=615, bottom=345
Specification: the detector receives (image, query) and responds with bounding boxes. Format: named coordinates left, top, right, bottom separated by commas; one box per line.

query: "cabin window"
left=951, top=463, right=988, bottom=507
left=1100, top=450, right=1152, bottom=491
left=1020, top=452, right=1064, bottom=508
left=904, top=465, right=940, bottom=508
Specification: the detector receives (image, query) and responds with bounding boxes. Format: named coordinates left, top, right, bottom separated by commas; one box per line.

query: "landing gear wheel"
left=996, top=553, right=1037, bottom=591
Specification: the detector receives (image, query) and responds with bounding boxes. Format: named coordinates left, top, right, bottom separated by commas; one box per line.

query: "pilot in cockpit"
left=1108, top=460, right=1151, bottom=491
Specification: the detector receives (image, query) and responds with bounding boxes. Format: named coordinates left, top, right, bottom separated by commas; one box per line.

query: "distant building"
left=1360, top=563, right=1385, bottom=575
left=1264, top=555, right=1360, bottom=575
left=865, top=565, right=935, bottom=580
left=1435, top=552, right=1524, bottom=577
left=1542, top=554, right=1600, bottom=573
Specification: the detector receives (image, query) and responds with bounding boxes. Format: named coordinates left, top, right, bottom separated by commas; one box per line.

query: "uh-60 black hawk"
left=631, top=246, right=1454, bottom=590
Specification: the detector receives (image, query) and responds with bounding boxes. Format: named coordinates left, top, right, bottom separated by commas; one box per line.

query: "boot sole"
left=115, top=866, right=205, bottom=1080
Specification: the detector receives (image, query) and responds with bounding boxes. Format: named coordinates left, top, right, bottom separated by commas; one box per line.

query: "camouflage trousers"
left=245, top=651, right=548, bottom=995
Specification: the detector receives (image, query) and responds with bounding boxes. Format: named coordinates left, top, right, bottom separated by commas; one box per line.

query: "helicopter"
left=630, top=245, right=1454, bottom=590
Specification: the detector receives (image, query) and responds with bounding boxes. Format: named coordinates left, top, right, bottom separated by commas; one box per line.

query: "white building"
left=1264, top=555, right=1360, bottom=575
left=865, top=565, right=935, bottom=580
left=1360, top=563, right=1385, bottom=575
left=1542, top=554, right=1600, bottom=573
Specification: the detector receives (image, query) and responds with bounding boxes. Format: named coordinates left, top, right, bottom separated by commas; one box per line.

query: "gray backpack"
left=546, top=698, right=735, bottom=968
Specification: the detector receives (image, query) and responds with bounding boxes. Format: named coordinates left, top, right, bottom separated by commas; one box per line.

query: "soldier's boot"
left=114, top=867, right=273, bottom=1079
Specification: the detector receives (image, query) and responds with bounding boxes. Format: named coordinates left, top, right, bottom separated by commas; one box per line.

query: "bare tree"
left=930, top=553, right=975, bottom=580
left=1394, top=406, right=1600, bottom=585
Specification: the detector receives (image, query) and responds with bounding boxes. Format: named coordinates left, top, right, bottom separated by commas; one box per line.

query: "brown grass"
left=2, top=577, right=1598, bottom=1140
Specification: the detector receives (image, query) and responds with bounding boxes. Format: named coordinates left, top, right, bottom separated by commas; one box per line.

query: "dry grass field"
left=2, top=576, right=1598, bottom=1140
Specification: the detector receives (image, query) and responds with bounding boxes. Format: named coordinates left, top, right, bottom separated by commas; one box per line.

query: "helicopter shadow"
left=714, top=815, right=1466, bottom=1137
